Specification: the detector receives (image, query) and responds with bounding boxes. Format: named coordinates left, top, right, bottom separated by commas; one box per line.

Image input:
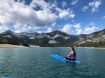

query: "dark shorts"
left=65, top=57, right=75, bottom=61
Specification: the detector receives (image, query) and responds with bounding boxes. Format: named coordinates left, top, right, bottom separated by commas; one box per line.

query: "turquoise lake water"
left=0, top=47, right=105, bottom=78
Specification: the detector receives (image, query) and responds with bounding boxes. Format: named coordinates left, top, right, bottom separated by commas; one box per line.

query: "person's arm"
left=67, top=52, right=71, bottom=57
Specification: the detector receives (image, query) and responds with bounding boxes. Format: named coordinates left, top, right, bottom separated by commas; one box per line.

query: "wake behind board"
left=51, top=54, right=80, bottom=64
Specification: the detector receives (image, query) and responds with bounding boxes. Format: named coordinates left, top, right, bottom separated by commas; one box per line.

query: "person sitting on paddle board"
left=65, top=47, right=76, bottom=61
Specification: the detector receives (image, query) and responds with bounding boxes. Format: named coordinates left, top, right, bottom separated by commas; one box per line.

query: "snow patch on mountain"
left=49, top=40, right=59, bottom=44
left=52, top=34, right=70, bottom=40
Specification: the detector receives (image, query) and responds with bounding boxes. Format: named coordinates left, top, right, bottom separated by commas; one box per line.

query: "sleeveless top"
left=70, top=50, right=76, bottom=60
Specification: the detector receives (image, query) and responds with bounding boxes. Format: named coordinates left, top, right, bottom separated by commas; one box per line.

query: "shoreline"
left=0, top=44, right=40, bottom=48
left=76, top=47, right=105, bottom=49
left=0, top=44, right=104, bottom=49
left=0, top=44, right=25, bottom=48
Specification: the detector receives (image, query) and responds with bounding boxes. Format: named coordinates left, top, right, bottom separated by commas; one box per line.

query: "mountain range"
left=0, top=29, right=105, bottom=47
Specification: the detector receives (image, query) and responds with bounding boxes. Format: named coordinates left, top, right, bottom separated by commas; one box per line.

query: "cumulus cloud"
left=0, top=0, right=53, bottom=33
left=71, top=0, right=79, bottom=5
left=89, top=0, right=101, bottom=12
left=61, top=23, right=98, bottom=35
left=73, top=23, right=82, bottom=35
left=0, top=0, right=75, bottom=33
left=61, top=24, right=72, bottom=34
left=82, top=0, right=101, bottom=12
left=61, top=23, right=81, bottom=35
left=59, top=9, right=75, bottom=18
left=83, top=23, right=98, bottom=34
left=9, top=0, right=57, bottom=26
left=83, top=26, right=96, bottom=34
left=14, top=23, right=36, bottom=33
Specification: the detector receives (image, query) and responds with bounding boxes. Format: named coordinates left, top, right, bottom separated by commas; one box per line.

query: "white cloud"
left=71, top=0, right=79, bottom=5
left=89, top=0, right=101, bottom=12
left=61, top=24, right=72, bottom=34
left=83, top=26, right=97, bottom=34
left=59, top=9, right=75, bottom=18
left=73, top=23, right=82, bottom=35
left=36, top=9, right=57, bottom=23
left=14, top=23, right=34, bottom=33
left=61, top=23, right=81, bottom=35
left=0, top=0, right=75, bottom=33
left=61, top=23, right=98, bottom=35
left=46, top=27, right=53, bottom=33
left=0, top=0, right=50, bottom=27
left=83, top=23, right=98, bottom=34
left=82, top=0, right=101, bottom=12
left=62, top=1, right=67, bottom=7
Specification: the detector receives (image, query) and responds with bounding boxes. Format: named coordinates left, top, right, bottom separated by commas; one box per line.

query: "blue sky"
left=0, top=0, right=105, bottom=34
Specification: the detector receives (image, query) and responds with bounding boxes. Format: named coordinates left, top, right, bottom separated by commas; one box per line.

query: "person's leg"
left=65, top=57, right=71, bottom=60
left=70, top=57, right=75, bottom=61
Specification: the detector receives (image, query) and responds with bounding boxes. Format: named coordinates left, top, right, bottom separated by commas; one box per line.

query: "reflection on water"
left=0, top=48, right=105, bottom=78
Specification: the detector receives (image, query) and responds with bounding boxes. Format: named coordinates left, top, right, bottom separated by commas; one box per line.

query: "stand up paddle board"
left=51, top=54, right=80, bottom=64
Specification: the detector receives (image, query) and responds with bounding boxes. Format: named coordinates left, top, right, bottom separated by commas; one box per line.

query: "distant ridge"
left=0, top=29, right=105, bottom=47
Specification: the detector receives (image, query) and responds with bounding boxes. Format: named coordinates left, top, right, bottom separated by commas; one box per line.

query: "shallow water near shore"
left=0, top=47, right=105, bottom=78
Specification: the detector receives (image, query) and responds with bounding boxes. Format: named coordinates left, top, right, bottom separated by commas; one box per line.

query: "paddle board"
left=51, top=54, right=80, bottom=64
